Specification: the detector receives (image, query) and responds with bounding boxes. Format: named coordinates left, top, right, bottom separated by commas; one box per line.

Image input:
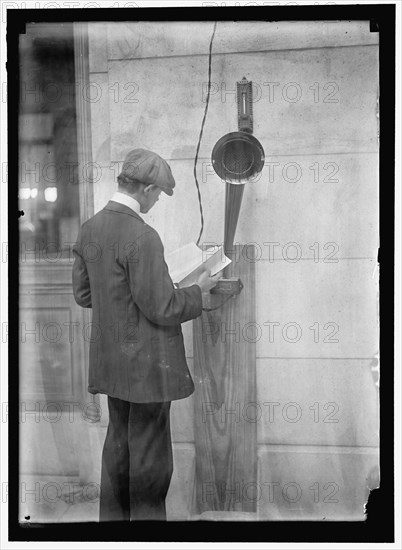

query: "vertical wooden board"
left=193, top=245, right=256, bottom=513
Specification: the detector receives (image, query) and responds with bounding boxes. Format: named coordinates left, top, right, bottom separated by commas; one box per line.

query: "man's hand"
left=195, top=269, right=220, bottom=294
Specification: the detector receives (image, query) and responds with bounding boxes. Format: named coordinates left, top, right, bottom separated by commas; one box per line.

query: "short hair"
left=117, top=173, right=145, bottom=194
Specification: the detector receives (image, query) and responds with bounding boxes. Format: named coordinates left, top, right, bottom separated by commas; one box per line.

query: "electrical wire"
left=194, top=21, right=217, bottom=247
left=193, top=22, right=233, bottom=315
left=202, top=294, right=234, bottom=312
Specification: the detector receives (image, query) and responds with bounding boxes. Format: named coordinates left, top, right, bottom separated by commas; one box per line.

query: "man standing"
left=72, top=149, right=218, bottom=521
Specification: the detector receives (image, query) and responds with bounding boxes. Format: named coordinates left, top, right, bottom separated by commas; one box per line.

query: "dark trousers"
left=99, top=396, right=173, bottom=521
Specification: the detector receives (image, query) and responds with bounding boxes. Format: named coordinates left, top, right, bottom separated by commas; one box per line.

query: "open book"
left=165, top=243, right=231, bottom=288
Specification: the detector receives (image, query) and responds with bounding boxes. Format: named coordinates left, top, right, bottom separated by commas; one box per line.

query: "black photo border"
left=7, top=2, right=395, bottom=544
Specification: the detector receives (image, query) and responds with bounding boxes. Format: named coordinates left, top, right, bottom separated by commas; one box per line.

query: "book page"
left=165, top=243, right=231, bottom=286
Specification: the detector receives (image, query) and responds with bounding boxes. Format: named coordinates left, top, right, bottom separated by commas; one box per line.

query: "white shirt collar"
left=111, top=191, right=141, bottom=215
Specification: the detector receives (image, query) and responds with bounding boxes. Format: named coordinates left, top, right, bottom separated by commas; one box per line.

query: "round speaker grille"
left=211, top=131, right=265, bottom=184
left=222, top=142, right=255, bottom=176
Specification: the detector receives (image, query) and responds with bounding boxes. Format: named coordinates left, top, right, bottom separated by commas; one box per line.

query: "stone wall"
left=87, top=21, right=379, bottom=520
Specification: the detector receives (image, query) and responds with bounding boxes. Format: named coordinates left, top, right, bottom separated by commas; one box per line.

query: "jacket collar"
left=104, top=200, right=144, bottom=221
left=110, top=191, right=141, bottom=214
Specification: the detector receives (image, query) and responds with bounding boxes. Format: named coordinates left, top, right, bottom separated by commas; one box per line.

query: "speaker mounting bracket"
left=237, top=77, right=253, bottom=134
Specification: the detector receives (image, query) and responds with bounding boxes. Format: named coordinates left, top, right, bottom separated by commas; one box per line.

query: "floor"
left=18, top=475, right=261, bottom=523
left=19, top=475, right=100, bottom=523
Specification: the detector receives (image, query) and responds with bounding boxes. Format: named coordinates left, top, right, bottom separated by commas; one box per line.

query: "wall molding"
left=74, top=22, right=94, bottom=224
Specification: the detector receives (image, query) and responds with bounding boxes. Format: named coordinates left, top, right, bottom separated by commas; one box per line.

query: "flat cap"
left=119, top=148, right=176, bottom=196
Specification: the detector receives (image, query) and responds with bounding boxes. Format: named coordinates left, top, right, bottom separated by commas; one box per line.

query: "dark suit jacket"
left=72, top=201, right=203, bottom=403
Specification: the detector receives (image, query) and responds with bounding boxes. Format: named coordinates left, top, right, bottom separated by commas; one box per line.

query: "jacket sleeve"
left=72, top=232, right=92, bottom=308
left=125, top=229, right=203, bottom=326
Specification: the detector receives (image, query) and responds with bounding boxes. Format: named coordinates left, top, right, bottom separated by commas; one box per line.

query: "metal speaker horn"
left=211, top=131, right=265, bottom=184
left=210, top=78, right=265, bottom=257
left=211, top=77, right=265, bottom=184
